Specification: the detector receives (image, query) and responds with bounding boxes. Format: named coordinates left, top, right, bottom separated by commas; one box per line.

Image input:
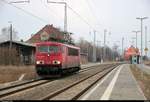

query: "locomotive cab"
left=35, top=42, right=80, bottom=76
left=35, top=43, right=63, bottom=75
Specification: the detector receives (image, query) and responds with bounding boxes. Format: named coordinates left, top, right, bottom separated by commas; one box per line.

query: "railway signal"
left=144, top=48, right=148, bottom=52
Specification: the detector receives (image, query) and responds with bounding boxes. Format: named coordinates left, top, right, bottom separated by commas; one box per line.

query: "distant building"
left=80, top=53, right=88, bottom=64
left=27, top=24, right=65, bottom=44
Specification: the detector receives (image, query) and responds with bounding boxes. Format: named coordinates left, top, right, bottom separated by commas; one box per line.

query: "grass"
left=0, top=65, right=38, bottom=83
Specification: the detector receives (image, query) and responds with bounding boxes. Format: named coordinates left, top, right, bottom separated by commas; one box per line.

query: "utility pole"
left=132, top=30, right=140, bottom=48
left=8, top=21, right=13, bottom=65
left=103, top=29, right=107, bottom=62
left=136, top=17, right=148, bottom=63
left=93, top=30, right=96, bottom=62
left=122, top=37, right=124, bottom=58
left=47, top=0, right=68, bottom=40
left=96, top=41, right=102, bottom=63
left=97, top=41, right=101, bottom=47
left=9, top=23, right=13, bottom=49
left=145, top=26, right=148, bottom=57
left=131, top=37, right=136, bottom=47
left=9, top=1, right=28, bottom=48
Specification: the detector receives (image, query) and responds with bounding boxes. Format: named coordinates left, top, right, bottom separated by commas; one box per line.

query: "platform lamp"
left=136, top=17, right=148, bottom=63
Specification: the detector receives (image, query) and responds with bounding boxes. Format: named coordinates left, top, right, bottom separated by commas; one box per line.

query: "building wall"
left=27, top=25, right=65, bottom=44
left=80, top=53, right=88, bottom=64
left=0, top=42, right=35, bottom=65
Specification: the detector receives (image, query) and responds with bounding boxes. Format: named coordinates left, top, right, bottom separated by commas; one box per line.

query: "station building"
left=0, top=40, right=35, bottom=65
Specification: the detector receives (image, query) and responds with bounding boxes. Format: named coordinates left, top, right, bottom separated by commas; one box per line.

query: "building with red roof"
left=27, top=24, right=65, bottom=44
left=124, top=45, right=140, bottom=60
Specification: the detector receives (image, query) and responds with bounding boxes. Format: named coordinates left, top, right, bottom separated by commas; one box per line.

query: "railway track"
left=0, top=79, right=54, bottom=99
left=0, top=63, right=103, bottom=93
left=40, top=64, right=119, bottom=100
left=0, top=63, right=116, bottom=91
left=0, top=63, right=121, bottom=100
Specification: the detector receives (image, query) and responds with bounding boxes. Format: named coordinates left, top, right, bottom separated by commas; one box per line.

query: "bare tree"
left=76, top=38, right=121, bottom=62
left=112, top=44, right=120, bottom=61
left=0, top=26, right=19, bottom=42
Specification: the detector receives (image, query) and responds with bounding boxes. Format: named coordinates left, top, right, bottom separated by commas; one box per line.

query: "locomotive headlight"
left=36, top=61, right=40, bottom=64
left=36, top=61, right=44, bottom=64
left=53, top=60, right=61, bottom=64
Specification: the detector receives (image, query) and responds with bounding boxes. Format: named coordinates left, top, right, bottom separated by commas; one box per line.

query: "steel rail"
left=0, top=63, right=112, bottom=92
left=0, top=63, right=120, bottom=99
left=72, top=65, right=119, bottom=100
left=40, top=64, right=119, bottom=100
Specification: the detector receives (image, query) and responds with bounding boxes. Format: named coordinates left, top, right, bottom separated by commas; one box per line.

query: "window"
left=68, top=47, right=79, bottom=56
left=37, top=45, right=60, bottom=53
left=37, top=46, right=49, bottom=52
left=49, top=46, right=60, bottom=53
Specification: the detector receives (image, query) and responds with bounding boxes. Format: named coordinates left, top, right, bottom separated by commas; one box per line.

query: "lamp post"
left=8, top=21, right=13, bottom=65
left=145, top=26, right=148, bottom=57
left=97, top=41, right=101, bottom=47
left=97, top=40, right=102, bottom=63
left=47, top=0, right=67, bottom=33
left=122, top=37, right=124, bottom=58
left=8, top=21, right=13, bottom=50
left=136, top=17, right=148, bottom=63
left=148, top=41, right=150, bottom=58
left=103, top=29, right=107, bottom=62
left=103, top=29, right=111, bottom=62
left=93, top=30, right=96, bottom=62
left=131, top=37, right=136, bottom=47
left=47, top=0, right=68, bottom=41
left=89, top=31, right=97, bottom=62
left=132, top=30, right=140, bottom=48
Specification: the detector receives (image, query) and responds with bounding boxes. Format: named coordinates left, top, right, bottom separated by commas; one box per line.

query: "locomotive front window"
left=37, top=46, right=49, bottom=52
left=37, top=45, right=60, bottom=53
left=49, top=46, right=60, bottom=53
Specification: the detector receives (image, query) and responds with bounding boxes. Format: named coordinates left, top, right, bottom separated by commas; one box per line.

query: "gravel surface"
left=50, top=68, right=113, bottom=100
left=0, top=64, right=113, bottom=100
left=0, top=63, right=101, bottom=84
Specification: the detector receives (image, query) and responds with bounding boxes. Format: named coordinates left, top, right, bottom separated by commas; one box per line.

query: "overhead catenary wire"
left=67, top=5, right=100, bottom=33
left=63, top=0, right=95, bottom=30
left=40, top=0, right=64, bottom=23
left=2, top=0, right=101, bottom=33
left=9, top=0, right=30, bottom=3
left=86, top=0, right=101, bottom=26
left=1, top=0, right=49, bottom=23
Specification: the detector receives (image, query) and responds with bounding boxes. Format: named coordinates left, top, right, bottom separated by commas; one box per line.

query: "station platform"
left=80, top=64, right=146, bottom=100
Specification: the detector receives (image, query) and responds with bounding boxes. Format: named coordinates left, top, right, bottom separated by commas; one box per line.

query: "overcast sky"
left=0, top=0, right=150, bottom=55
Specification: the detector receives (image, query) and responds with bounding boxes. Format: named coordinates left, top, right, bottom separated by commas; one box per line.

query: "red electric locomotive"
left=35, top=41, right=81, bottom=77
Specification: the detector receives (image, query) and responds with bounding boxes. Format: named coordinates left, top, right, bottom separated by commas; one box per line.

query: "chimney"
left=20, top=39, right=23, bottom=42
left=50, top=24, right=53, bottom=27
left=31, top=34, right=34, bottom=37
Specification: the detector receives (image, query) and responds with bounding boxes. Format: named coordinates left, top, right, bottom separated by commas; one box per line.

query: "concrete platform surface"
left=80, top=64, right=146, bottom=100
